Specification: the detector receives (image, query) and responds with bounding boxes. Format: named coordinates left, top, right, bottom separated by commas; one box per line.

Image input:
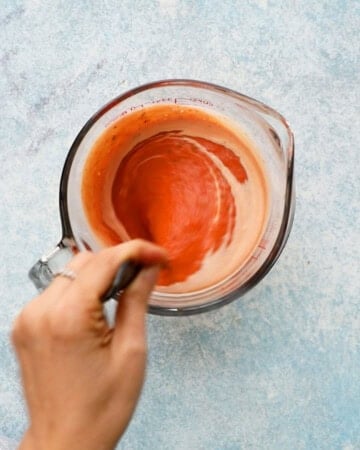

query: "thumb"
left=112, top=265, right=160, bottom=346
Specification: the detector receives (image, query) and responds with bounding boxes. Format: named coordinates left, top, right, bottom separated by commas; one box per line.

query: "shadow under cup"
left=29, top=80, right=295, bottom=316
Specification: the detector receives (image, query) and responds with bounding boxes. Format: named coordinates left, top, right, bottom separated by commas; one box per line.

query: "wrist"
left=19, top=429, right=115, bottom=450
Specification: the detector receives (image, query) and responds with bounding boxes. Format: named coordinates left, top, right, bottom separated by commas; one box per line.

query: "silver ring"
left=53, top=268, right=77, bottom=281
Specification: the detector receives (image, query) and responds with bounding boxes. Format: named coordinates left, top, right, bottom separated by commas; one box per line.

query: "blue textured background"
left=1, top=1, right=359, bottom=449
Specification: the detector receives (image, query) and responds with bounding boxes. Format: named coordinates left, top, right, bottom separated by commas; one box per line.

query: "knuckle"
left=131, top=238, right=148, bottom=247
left=70, top=251, right=94, bottom=267
left=11, top=315, right=24, bottom=346
left=97, top=247, right=120, bottom=269
left=129, top=239, right=153, bottom=255
left=11, top=303, right=48, bottom=346
left=122, top=338, right=146, bottom=360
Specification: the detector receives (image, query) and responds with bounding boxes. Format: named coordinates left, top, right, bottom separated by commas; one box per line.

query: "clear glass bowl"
left=29, top=80, right=295, bottom=316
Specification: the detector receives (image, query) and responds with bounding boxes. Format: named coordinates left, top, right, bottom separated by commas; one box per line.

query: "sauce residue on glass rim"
left=82, top=104, right=269, bottom=292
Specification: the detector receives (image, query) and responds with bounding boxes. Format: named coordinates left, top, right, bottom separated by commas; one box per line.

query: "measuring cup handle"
left=28, top=243, right=75, bottom=291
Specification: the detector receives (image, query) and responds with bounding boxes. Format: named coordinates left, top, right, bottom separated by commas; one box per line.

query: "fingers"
left=13, top=240, right=167, bottom=349
left=112, top=265, right=160, bottom=348
left=65, top=239, right=168, bottom=309
left=45, top=251, right=93, bottom=298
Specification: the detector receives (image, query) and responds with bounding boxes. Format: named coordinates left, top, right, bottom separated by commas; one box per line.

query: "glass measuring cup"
left=29, top=80, right=295, bottom=315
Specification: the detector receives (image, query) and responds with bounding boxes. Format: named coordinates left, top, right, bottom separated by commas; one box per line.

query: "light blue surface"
left=1, top=1, right=359, bottom=449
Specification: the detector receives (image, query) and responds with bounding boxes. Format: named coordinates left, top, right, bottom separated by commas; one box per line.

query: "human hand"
left=12, top=240, right=168, bottom=450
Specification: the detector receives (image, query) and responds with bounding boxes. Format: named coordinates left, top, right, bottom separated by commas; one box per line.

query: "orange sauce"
left=82, top=104, right=268, bottom=291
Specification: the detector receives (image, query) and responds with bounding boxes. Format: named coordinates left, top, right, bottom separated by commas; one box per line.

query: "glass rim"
left=58, top=79, right=295, bottom=316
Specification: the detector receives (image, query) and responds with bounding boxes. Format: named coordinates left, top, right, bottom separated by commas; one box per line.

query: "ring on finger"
left=53, top=268, right=77, bottom=281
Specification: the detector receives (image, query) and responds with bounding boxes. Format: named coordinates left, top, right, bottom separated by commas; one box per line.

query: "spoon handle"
left=102, top=260, right=143, bottom=302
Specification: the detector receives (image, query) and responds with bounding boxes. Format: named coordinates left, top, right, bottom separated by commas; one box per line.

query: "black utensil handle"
left=102, top=260, right=143, bottom=302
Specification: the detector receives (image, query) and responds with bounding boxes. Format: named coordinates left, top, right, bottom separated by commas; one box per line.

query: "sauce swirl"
left=82, top=105, right=268, bottom=292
